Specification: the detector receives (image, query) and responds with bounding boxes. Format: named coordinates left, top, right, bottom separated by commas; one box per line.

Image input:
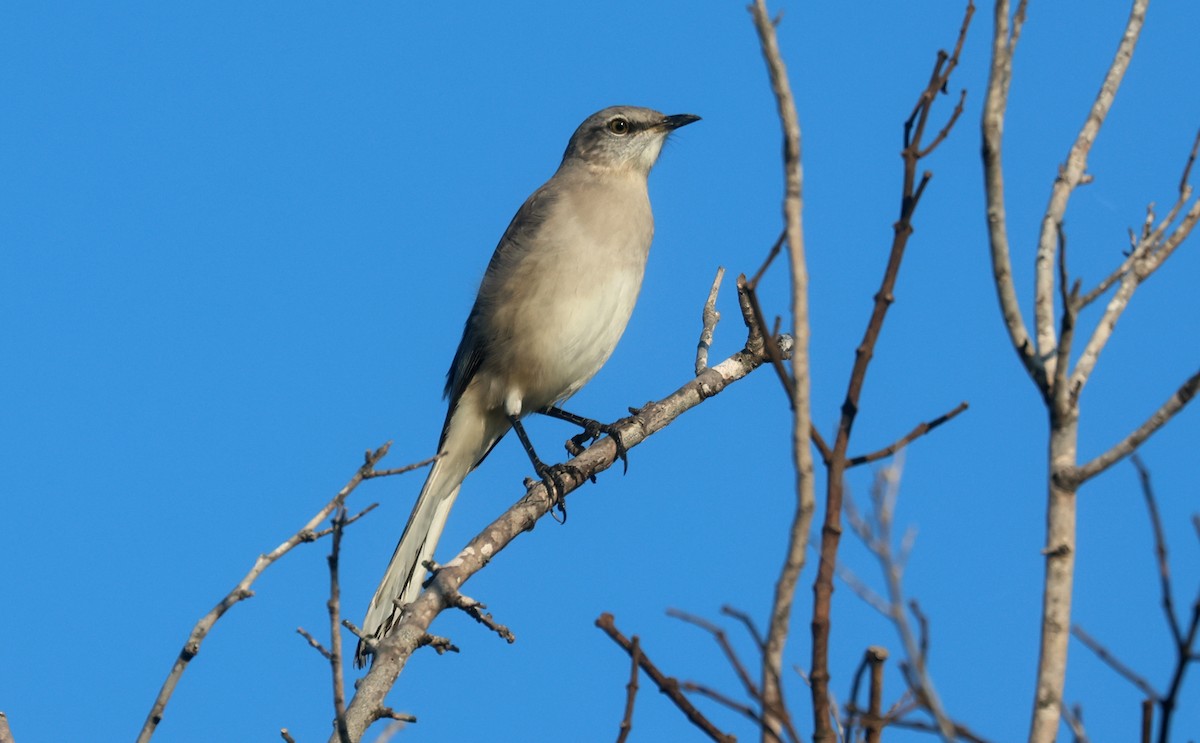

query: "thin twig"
left=363, top=454, right=440, bottom=480
left=1069, top=128, right=1200, bottom=396
left=449, top=593, right=516, bottom=643
left=697, top=267, right=728, bottom=375
left=328, top=507, right=351, bottom=743
left=1131, top=454, right=1200, bottom=743
left=1032, top=0, right=1146, bottom=376
left=747, top=228, right=788, bottom=289
left=721, top=605, right=767, bottom=654
left=1062, top=703, right=1090, bottom=743
left=1131, top=455, right=1182, bottom=646
left=844, top=465, right=957, bottom=741
left=668, top=609, right=762, bottom=700
left=809, top=5, right=973, bottom=739
left=847, top=402, right=969, bottom=467
left=136, top=443, right=428, bottom=743
left=312, top=502, right=380, bottom=539
left=740, top=273, right=795, bottom=410
left=1071, top=624, right=1159, bottom=698
left=418, top=633, right=459, bottom=655
left=1068, top=369, right=1200, bottom=484
left=297, top=627, right=332, bottom=660
left=846, top=651, right=872, bottom=739
left=596, top=614, right=737, bottom=743
left=886, top=716, right=995, bottom=743
left=833, top=560, right=891, bottom=617
left=616, top=636, right=641, bottom=743
left=683, top=681, right=773, bottom=733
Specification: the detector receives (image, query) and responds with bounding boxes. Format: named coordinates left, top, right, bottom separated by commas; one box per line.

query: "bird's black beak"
left=663, top=113, right=701, bottom=130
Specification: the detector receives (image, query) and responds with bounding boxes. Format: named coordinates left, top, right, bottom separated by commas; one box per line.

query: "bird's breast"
left=480, top=176, right=654, bottom=413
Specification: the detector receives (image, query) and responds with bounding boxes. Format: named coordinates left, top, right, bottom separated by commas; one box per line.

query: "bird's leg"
left=507, top=414, right=572, bottom=520
left=538, top=405, right=629, bottom=474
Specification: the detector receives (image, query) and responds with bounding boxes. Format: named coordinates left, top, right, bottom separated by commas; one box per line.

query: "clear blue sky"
left=2, top=2, right=1197, bottom=741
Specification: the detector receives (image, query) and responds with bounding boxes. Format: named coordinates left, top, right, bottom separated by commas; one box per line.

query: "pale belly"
left=478, top=248, right=646, bottom=416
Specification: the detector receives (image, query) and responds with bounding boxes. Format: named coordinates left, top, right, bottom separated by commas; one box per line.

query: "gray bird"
left=357, top=105, right=699, bottom=665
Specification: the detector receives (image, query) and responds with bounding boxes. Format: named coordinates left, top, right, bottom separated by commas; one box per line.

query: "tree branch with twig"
left=336, top=276, right=793, bottom=741
left=136, top=448, right=434, bottom=743
left=980, top=2, right=1198, bottom=738
left=1072, top=456, right=1199, bottom=743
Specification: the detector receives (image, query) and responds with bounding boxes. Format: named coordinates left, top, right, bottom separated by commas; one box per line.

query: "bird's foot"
left=525, top=462, right=581, bottom=523
left=561, top=418, right=629, bottom=475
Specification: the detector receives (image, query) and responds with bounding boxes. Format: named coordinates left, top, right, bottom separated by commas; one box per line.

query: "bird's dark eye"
left=607, top=117, right=630, bottom=135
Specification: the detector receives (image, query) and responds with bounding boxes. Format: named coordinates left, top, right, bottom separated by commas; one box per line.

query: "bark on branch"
left=336, top=280, right=793, bottom=741
left=748, top=4, right=816, bottom=742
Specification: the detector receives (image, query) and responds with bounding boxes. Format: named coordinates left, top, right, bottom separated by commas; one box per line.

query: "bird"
left=356, top=105, right=699, bottom=666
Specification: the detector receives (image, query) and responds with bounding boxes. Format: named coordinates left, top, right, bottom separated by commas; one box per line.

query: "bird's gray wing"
left=438, top=178, right=561, bottom=453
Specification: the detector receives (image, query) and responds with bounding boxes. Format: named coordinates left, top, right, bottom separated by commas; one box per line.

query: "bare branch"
left=364, top=454, right=440, bottom=480
left=1031, top=0, right=1146, bottom=376
left=669, top=608, right=761, bottom=701
left=137, top=443, right=428, bottom=743
left=312, top=503, right=380, bottom=539
left=697, top=267, right=727, bottom=375
left=1071, top=129, right=1200, bottom=394
left=747, top=227, right=788, bottom=290
left=883, top=717, right=994, bottom=743
left=748, top=4, right=817, bottom=742
left=337, top=298, right=792, bottom=740
left=847, top=401, right=969, bottom=467
left=834, top=559, right=891, bottom=617
left=845, top=646, right=890, bottom=743
left=1141, top=699, right=1153, bottom=743
left=740, top=273, right=795, bottom=411
left=684, top=681, right=772, bottom=731
left=1071, top=624, right=1160, bottom=699
left=1157, top=593, right=1200, bottom=742
left=1068, top=368, right=1200, bottom=484
left=327, top=508, right=351, bottom=743
left=296, top=627, right=332, bottom=660
left=809, top=6, right=973, bottom=740
left=843, top=465, right=957, bottom=741
left=596, top=614, right=736, bottom=743
left=982, top=0, right=1047, bottom=394
left=1129, top=456, right=1200, bottom=743
left=721, top=605, right=767, bottom=654
left=1130, top=456, right=1183, bottom=646
left=1062, top=703, right=1091, bottom=743
left=615, top=636, right=640, bottom=743
left=865, top=647, right=888, bottom=743
left=448, top=593, right=516, bottom=643
left=1052, top=222, right=1081, bottom=413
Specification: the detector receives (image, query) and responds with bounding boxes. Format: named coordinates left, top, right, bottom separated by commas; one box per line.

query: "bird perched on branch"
left=357, top=105, right=699, bottom=666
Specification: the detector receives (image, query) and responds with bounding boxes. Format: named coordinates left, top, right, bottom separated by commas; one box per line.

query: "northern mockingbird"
left=357, top=105, right=699, bottom=665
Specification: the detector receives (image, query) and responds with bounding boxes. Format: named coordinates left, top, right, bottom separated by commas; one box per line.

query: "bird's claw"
left=533, top=462, right=579, bottom=523
left=564, top=421, right=629, bottom=475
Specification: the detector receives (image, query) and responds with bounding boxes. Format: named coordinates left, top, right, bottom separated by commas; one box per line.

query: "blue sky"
left=2, top=2, right=1197, bottom=742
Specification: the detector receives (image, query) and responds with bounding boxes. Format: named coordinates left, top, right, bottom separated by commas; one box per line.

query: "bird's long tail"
left=356, top=392, right=505, bottom=666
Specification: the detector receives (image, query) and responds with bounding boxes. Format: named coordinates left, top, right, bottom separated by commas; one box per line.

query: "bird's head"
left=561, top=106, right=700, bottom=174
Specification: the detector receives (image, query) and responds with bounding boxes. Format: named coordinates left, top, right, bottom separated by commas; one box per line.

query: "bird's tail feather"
left=356, top=394, right=503, bottom=666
